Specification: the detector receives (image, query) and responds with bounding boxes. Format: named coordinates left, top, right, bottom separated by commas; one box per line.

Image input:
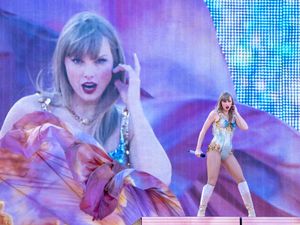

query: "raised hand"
left=113, top=53, right=141, bottom=111
left=232, top=105, right=238, bottom=113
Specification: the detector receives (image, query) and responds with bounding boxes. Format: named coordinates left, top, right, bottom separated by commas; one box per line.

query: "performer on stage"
left=194, top=92, right=256, bottom=217
left=0, top=11, right=183, bottom=224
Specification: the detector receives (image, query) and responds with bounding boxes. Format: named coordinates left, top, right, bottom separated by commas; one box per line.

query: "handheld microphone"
left=188, top=150, right=206, bottom=158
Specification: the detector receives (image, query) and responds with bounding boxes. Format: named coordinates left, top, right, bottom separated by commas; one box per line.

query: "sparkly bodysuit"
left=207, top=111, right=236, bottom=160
left=108, top=109, right=130, bottom=167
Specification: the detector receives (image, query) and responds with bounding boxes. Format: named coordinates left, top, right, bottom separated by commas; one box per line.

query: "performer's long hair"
left=216, top=92, right=235, bottom=122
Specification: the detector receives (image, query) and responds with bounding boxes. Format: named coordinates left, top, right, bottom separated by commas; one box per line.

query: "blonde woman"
left=195, top=92, right=256, bottom=217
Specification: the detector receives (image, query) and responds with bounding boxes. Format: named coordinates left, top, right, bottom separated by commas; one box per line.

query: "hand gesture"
left=232, top=105, right=239, bottom=115
left=195, top=149, right=206, bottom=158
left=113, top=53, right=141, bottom=111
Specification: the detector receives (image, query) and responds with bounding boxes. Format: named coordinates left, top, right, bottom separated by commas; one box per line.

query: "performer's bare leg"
left=223, top=155, right=256, bottom=217
left=197, top=151, right=221, bottom=217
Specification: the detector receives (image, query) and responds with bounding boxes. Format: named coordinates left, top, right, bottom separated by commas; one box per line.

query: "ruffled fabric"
left=0, top=111, right=184, bottom=225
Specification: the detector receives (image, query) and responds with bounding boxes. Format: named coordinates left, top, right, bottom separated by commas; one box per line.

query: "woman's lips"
left=82, top=82, right=97, bottom=94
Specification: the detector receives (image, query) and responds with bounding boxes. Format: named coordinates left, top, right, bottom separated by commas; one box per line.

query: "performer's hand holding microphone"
left=188, top=149, right=206, bottom=158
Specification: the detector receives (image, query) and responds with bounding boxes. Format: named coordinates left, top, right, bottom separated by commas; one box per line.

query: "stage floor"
left=134, top=217, right=300, bottom=225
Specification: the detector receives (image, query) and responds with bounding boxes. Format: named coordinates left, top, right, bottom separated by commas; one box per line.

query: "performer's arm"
left=233, top=105, right=248, bottom=130
left=113, top=54, right=171, bottom=185
left=195, top=110, right=217, bottom=155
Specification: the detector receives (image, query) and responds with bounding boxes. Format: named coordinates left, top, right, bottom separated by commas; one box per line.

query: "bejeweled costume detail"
left=108, top=109, right=130, bottom=167
left=207, top=111, right=236, bottom=160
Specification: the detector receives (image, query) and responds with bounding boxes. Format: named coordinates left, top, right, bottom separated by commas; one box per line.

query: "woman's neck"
left=73, top=104, right=97, bottom=119
left=70, top=97, right=98, bottom=119
left=220, top=109, right=228, bottom=115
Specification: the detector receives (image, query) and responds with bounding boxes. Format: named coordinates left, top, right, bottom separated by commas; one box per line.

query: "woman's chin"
left=73, top=94, right=102, bottom=105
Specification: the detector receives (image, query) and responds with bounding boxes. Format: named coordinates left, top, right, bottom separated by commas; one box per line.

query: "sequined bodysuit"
left=207, top=111, right=236, bottom=160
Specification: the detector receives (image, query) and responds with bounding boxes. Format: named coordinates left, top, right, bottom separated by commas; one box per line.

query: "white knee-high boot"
left=197, top=184, right=215, bottom=217
left=238, top=181, right=256, bottom=217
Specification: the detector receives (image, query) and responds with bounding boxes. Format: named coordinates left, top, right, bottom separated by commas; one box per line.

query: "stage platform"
left=134, top=217, right=300, bottom=225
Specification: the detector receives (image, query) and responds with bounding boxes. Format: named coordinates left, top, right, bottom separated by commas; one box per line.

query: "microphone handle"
left=188, top=150, right=206, bottom=158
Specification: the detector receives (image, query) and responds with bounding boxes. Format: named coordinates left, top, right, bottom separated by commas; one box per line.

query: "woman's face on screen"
left=64, top=38, right=114, bottom=104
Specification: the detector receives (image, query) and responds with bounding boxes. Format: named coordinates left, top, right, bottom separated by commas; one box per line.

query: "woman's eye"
left=71, top=57, right=82, bottom=64
left=95, top=58, right=107, bottom=64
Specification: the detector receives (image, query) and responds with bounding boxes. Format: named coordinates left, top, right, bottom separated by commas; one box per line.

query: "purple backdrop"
left=0, top=0, right=299, bottom=217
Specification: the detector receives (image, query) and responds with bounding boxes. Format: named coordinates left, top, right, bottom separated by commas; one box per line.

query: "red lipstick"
left=82, top=82, right=97, bottom=94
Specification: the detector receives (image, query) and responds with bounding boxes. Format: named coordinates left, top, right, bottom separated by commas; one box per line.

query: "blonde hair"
left=39, top=11, right=126, bottom=144
left=216, top=92, right=235, bottom=122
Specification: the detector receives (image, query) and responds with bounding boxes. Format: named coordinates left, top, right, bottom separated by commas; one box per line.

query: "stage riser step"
left=134, top=217, right=300, bottom=225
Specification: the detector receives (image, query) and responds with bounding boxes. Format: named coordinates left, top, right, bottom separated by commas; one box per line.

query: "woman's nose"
left=83, top=73, right=94, bottom=80
left=83, top=66, right=96, bottom=79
